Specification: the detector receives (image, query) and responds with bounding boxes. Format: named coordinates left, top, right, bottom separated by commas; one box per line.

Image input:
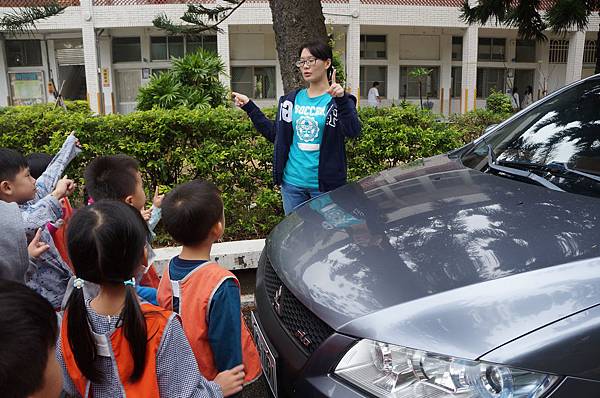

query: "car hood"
left=266, top=155, right=600, bottom=359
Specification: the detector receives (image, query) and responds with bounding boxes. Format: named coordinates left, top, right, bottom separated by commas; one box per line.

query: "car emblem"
left=295, top=329, right=312, bottom=348
left=273, top=285, right=283, bottom=316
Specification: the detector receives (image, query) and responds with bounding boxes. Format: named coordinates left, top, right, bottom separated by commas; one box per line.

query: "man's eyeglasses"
left=295, top=58, right=318, bottom=68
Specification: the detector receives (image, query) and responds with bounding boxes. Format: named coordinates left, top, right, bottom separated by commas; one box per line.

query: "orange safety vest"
left=156, top=262, right=262, bottom=383
left=61, top=303, right=172, bottom=398
left=50, top=197, right=74, bottom=270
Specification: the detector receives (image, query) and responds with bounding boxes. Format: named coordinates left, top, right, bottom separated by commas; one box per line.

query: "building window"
left=187, top=35, right=217, bottom=54
left=231, top=66, right=276, bottom=99
left=6, top=40, right=42, bottom=67
left=451, top=67, right=462, bottom=98
left=112, top=37, right=141, bottom=63
left=515, top=39, right=536, bottom=63
left=399, top=66, right=439, bottom=99
left=478, top=38, right=506, bottom=62
left=150, top=36, right=184, bottom=61
left=584, top=40, right=597, bottom=65
left=476, top=68, right=505, bottom=98
left=360, top=35, right=386, bottom=59
left=549, top=40, right=569, bottom=64
left=452, top=36, right=463, bottom=61
left=360, top=66, right=387, bottom=98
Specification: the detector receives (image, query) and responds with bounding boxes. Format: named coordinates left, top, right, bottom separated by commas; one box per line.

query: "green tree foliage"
left=408, top=67, right=433, bottom=109
left=137, top=49, right=228, bottom=111
left=486, top=89, right=513, bottom=114
left=0, top=1, right=65, bottom=35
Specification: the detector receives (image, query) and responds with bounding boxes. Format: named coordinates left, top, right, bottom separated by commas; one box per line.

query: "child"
left=158, top=180, right=261, bottom=387
left=0, top=279, right=63, bottom=398
left=58, top=200, right=244, bottom=397
left=84, top=154, right=161, bottom=304
left=0, top=133, right=80, bottom=308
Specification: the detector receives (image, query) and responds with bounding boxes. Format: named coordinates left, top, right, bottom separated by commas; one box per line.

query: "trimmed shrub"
left=0, top=102, right=503, bottom=244
left=486, top=90, right=513, bottom=114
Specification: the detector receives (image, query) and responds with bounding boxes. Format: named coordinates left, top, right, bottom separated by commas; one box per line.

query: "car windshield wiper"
left=497, top=159, right=600, bottom=184
left=486, top=146, right=564, bottom=192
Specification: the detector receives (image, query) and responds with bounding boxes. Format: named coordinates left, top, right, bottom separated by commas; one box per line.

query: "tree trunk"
left=268, top=0, right=329, bottom=93
left=596, top=20, right=600, bottom=74
left=418, top=81, right=423, bottom=109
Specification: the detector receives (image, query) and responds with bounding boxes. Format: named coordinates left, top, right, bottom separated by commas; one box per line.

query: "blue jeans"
left=281, top=181, right=323, bottom=215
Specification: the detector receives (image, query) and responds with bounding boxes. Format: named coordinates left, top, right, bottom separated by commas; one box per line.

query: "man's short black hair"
left=0, top=148, right=28, bottom=182
left=26, top=153, right=53, bottom=180
left=372, top=81, right=380, bottom=87
left=0, top=280, right=58, bottom=398
left=162, top=180, right=223, bottom=246
left=84, top=154, right=140, bottom=201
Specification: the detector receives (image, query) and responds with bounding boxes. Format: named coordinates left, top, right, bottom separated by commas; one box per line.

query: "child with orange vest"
left=57, top=200, right=245, bottom=397
left=84, top=154, right=161, bottom=304
left=157, top=180, right=262, bottom=390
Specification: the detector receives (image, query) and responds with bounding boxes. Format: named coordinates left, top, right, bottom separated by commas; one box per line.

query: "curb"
left=153, top=238, right=265, bottom=275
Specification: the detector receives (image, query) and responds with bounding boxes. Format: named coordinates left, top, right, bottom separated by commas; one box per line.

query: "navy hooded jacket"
left=241, top=89, right=361, bottom=192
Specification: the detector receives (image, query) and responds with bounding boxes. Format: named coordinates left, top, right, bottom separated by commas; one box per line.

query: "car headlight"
left=334, top=339, right=559, bottom=398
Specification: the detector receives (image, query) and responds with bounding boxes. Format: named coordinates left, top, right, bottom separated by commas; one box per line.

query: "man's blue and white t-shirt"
left=283, top=89, right=332, bottom=189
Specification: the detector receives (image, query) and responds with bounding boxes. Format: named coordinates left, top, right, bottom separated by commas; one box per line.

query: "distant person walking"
left=521, top=85, right=534, bottom=109
left=511, top=87, right=521, bottom=111
left=367, top=81, right=381, bottom=107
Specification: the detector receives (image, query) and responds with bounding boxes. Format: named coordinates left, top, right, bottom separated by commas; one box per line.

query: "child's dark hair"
left=0, top=148, right=28, bottom=182
left=298, top=40, right=334, bottom=79
left=66, top=200, right=148, bottom=383
left=162, top=180, right=223, bottom=246
left=26, top=153, right=53, bottom=180
left=0, top=280, right=58, bottom=398
left=84, top=155, right=140, bottom=201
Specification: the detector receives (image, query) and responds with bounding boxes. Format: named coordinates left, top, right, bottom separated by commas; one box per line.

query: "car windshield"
left=461, top=77, right=600, bottom=199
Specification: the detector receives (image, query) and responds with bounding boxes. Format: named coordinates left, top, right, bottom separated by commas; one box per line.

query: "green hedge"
left=0, top=102, right=492, bottom=244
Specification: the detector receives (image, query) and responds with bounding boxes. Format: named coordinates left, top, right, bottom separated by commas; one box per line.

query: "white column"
left=565, top=31, right=585, bottom=84
left=46, top=39, right=58, bottom=104
left=217, top=24, right=231, bottom=90
left=80, top=0, right=101, bottom=114
left=439, top=34, right=452, bottom=116
left=387, top=29, right=400, bottom=103
left=0, top=39, right=10, bottom=106
left=98, top=36, right=114, bottom=114
left=461, top=26, right=478, bottom=113
left=536, top=40, right=550, bottom=99
left=346, top=20, right=360, bottom=98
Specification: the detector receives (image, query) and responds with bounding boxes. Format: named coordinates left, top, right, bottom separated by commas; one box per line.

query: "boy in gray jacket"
left=0, top=133, right=80, bottom=308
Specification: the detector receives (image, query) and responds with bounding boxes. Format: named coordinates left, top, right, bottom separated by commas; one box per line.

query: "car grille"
left=263, top=255, right=334, bottom=356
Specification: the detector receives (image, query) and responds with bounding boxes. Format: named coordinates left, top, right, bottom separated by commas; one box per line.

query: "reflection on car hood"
left=266, top=155, right=600, bottom=358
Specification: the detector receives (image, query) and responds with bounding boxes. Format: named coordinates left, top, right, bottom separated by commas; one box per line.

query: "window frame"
left=478, top=37, right=506, bottom=62
left=360, top=35, right=387, bottom=60
left=230, top=65, right=277, bottom=99
left=6, top=40, right=43, bottom=67
left=112, top=37, right=142, bottom=63
left=360, top=65, right=388, bottom=99
left=399, top=66, right=440, bottom=99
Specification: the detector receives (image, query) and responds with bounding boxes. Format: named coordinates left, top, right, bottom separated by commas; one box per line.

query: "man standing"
left=368, top=81, right=381, bottom=107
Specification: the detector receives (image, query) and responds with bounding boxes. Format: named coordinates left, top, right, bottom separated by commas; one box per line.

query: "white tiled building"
left=0, top=0, right=598, bottom=115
